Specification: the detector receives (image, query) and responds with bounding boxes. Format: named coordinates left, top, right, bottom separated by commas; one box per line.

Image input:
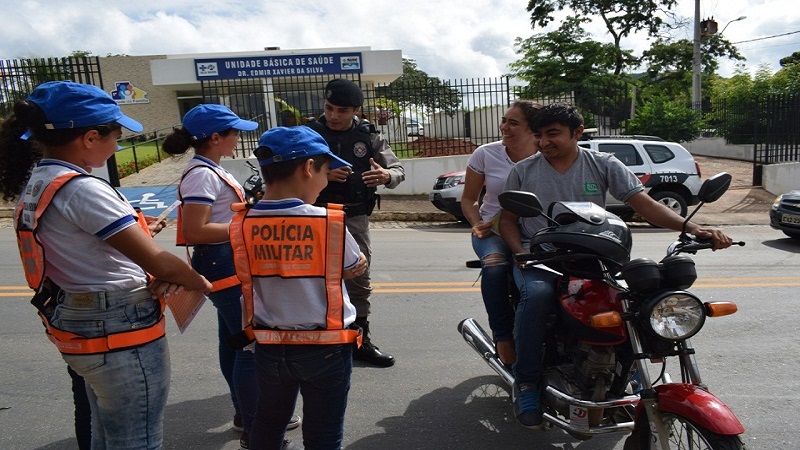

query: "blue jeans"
left=511, top=266, right=560, bottom=386
left=191, top=243, right=257, bottom=433
left=54, top=287, right=170, bottom=450
left=471, top=233, right=514, bottom=341
left=250, top=344, right=353, bottom=450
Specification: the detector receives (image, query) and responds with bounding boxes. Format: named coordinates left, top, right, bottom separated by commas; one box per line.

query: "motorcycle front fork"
left=622, top=299, right=704, bottom=450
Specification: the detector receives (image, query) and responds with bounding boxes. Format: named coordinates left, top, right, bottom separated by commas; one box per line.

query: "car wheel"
left=783, top=230, right=800, bottom=239
left=650, top=190, right=688, bottom=217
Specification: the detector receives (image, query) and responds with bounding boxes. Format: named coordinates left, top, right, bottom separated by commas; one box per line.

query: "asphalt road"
left=2, top=224, right=800, bottom=449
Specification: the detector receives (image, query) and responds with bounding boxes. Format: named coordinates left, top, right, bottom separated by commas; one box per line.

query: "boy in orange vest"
left=229, top=126, right=367, bottom=450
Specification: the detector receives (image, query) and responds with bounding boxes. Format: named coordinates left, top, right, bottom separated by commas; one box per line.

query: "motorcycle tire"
left=624, top=412, right=747, bottom=450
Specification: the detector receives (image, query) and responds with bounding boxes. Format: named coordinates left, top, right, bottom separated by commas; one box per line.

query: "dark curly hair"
left=531, top=103, right=584, bottom=134
left=510, top=100, right=543, bottom=131
left=0, top=100, right=119, bottom=201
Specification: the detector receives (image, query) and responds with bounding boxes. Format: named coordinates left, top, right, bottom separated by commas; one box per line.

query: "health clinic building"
left=101, top=46, right=403, bottom=137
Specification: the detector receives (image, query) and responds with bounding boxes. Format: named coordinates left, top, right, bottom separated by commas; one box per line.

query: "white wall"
left=763, top=162, right=800, bottom=195
left=682, top=137, right=753, bottom=160
left=221, top=154, right=471, bottom=196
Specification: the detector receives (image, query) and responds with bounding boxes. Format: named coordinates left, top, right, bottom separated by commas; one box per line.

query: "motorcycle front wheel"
left=624, top=412, right=746, bottom=450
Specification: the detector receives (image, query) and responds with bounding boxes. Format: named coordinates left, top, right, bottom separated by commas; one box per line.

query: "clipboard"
left=163, top=289, right=207, bottom=333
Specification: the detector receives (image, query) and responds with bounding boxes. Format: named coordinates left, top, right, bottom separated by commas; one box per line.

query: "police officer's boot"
left=353, top=317, right=395, bottom=367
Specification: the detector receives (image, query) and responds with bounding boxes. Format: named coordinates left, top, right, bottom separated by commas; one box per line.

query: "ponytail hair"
left=0, top=100, right=121, bottom=200
left=0, top=102, right=44, bottom=200
left=162, top=126, right=237, bottom=156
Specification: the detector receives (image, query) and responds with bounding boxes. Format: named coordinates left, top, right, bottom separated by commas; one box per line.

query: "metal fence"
left=0, top=57, right=103, bottom=118
left=3, top=56, right=798, bottom=182
left=200, top=75, right=514, bottom=160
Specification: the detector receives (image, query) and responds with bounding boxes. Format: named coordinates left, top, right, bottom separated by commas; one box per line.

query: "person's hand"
left=343, top=252, right=368, bottom=280
left=328, top=167, right=352, bottom=183
left=148, top=279, right=184, bottom=299
left=362, top=158, right=390, bottom=187
left=688, top=224, right=733, bottom=250
left=148, top=275, right=213, bottom=299
left=471, top=220, right=493, bottom=239
left=145, top=216, right=167, bottom=237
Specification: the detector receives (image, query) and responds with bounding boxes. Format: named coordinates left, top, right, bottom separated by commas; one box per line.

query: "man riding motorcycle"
left=497, top=103, right=733, bottom=428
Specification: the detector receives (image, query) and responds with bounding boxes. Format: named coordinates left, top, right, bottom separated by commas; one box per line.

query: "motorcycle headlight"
left=644, top=292, right=705, bottom=340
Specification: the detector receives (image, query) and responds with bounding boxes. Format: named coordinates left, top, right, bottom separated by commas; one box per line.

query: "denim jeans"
left=471, top=233, right=515, bottom=341
left=68, top=365, right=91, bottom=450
left=54, top=287, right=170, bottom=450
left=250, top=344, right=353, bottom=450
left=511, top=266, right=560, bottom=385
left=191, top=242, right=257, bottom=432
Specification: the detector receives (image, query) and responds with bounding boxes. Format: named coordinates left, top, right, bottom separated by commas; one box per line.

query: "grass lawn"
left=116, top=141, right=165, bottom=165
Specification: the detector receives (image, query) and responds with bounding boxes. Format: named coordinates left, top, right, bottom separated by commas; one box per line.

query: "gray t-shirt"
left=504, top=148, right=644, bottom=240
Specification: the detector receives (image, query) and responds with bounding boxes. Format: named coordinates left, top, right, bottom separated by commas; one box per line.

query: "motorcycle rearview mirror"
left=498, top=190, right=544, bottom=217
left=697, top=172, right=732, bottom=203
left=681, top=172, right=733, bottom=235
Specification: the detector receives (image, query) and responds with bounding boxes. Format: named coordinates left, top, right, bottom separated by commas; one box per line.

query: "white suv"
left=578, top=135, right=702, bottom=220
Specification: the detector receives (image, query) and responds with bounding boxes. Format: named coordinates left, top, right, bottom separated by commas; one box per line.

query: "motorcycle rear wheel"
left=624, top=412, right=746, bottom=450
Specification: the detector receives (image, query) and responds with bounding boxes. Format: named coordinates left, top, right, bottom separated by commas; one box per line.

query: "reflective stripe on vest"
left=15, top=172, right=82, bottom=290
left=14, top=172, right=166, bottom=354
left=229, top=203, right=361, bottom=346
left=41, top=307, right=166, bottom=355
left=210, top=274, right=241, bottom=293
left=176, top=163, right=245, bottom=246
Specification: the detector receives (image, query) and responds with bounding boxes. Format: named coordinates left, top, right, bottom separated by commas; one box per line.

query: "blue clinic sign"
left=195, top=53, right=363, bottom=80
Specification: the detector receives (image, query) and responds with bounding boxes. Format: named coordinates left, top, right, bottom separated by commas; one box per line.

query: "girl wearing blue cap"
left=230, top=126, right=366, bottom=450
left=163, top=104, right=299, bottom=448
left=0, top=80, right=212, bottom=449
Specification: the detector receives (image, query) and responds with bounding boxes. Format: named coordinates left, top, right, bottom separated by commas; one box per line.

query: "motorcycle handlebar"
left=670, top=237, right=746, bottom=255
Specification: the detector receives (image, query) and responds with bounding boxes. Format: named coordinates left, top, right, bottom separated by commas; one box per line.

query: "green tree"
left=626, top=95, right=702, bottom=142
left=509, top=17, right=623, bottom=90
left=510, top=17, right=633, bottom=128
left=375, top=59, right=462, bottom=116
left=638, top=34, right=744, bottom=107
left=526, top=0, right=680, bottom=76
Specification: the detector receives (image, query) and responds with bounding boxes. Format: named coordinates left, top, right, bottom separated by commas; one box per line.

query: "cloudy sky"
left=2, top=0, right=797, bottom=80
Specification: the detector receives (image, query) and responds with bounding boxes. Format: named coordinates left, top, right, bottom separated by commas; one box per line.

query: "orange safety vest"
left=15, top=172, right=165, bottom=355
left=229, top=203, right=362, bottom=347
left=176, top=163, right=244, bottom=293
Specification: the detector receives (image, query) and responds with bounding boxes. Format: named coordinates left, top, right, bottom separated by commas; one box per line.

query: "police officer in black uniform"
left=306, top=78, right=405, bottom=367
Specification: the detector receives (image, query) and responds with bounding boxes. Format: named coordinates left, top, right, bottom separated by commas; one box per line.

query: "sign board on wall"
left=194, top=52, right=363, bottom=80
left=111, top=81, right=150, bottom=104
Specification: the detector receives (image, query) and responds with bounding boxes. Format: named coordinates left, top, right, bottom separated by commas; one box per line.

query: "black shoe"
left=286, top=414, right=301, bottom=430
left=353, top=341, right=395, bottom=367
left=239, top=431, right=249, bottom=449
left=512, top=381, right=544, bottom=429
left=233, top=412, right=243, bottom=432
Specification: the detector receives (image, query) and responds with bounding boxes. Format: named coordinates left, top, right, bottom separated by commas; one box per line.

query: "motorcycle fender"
left=645, top=384, right=745, bottom=435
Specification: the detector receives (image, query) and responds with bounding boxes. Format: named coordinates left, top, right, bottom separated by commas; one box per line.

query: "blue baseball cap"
left=257, top=126, right=351, bottom=169
left=182, top=104, right=259, bottom=139
left=25, top=81, right=143, bottom=133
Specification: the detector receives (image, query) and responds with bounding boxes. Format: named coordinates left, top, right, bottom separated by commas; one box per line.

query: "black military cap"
left=324, top=79, right=364, bottom=107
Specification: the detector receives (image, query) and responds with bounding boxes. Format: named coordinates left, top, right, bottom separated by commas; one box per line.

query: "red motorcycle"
left=458, top=172, right=747, bottom=449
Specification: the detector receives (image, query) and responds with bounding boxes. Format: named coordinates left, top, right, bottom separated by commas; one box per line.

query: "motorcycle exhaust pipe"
left=458, top=318, right=515, bottom=388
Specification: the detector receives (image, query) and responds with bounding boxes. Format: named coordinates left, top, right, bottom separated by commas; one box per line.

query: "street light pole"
left=691, top=0, right=702, bottom=111
left=721, top=15, right=747, bottom=35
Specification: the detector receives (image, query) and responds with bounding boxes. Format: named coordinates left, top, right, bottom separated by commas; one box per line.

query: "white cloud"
left=1, top=0, right=797, bottom=79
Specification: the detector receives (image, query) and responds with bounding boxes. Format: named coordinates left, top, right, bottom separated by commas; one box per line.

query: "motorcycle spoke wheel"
left=626, top=412, right=746, bottom=450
